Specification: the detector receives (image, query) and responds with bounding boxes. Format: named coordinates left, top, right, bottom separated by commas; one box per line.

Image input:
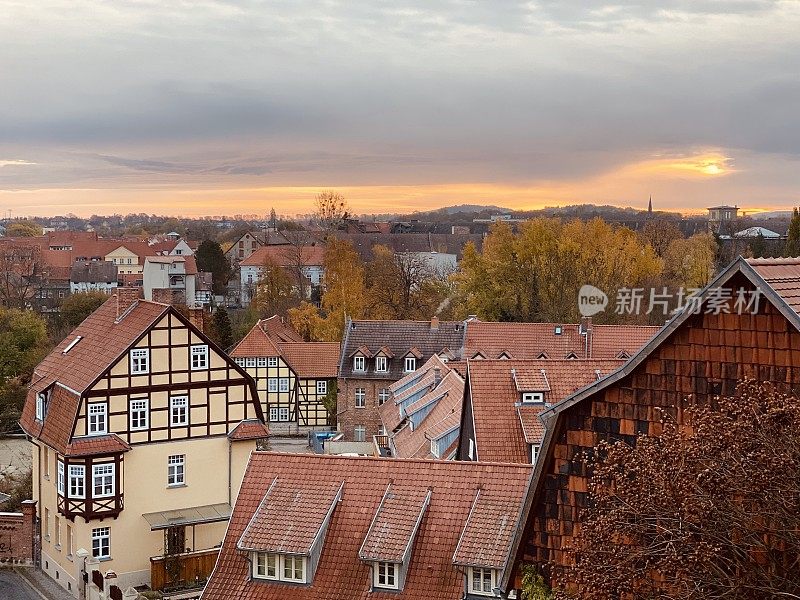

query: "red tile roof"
left=229, top=323, right=281, bottom=357
left=240, top=245, right=325, bottom=267
left=453, top=491, right=523, bottom=569
left=259, top=315, right=303, bottom=343
left=467, top=359, right=624, bottom=463
left=64, top=434, right=131, bottom=457
left=19, top=384, right=81, bottom=455
left=228, top=419, right=270, bottom=441
left=239, top=478, right=343, bottom=554
left=202, top=453, right=532, bottom=600
left=359, top=484, right=431, bottom=562
left=748, top=257, right=800, bottom=312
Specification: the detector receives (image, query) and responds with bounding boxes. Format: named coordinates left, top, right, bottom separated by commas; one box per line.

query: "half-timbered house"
left=230, top=316, right=340, bottom=430
left=20, top=288, right=268, bottom=596
left=502, top=256, right=800, bottom=592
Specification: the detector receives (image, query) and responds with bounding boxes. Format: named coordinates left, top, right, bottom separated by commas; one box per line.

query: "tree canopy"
left=59, top=291, right=109, bottom=329
left=195, top=239, right=232, bottom=295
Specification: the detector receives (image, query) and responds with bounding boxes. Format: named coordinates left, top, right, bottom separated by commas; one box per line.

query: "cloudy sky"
left=1, top=1, right=799, bottom=217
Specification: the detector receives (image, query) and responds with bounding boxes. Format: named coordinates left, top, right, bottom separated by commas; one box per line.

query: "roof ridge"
left=250, top=451, right=533, bottom=469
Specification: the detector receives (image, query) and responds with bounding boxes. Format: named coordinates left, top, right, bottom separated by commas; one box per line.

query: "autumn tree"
left=662, top=232, right=717, bottom=289
left=195, top=239, right=232, bottom=295
left=318, top=238, right=366, bottom=340
left=639, top=219, right=684, bottom=257
left=253, top=257, right=298, bottom=317
left=558, top=381, right=800, bottom=600
left=5, top=220, right=43, bottom=237
left=59, top=291, right=108, bottom=328
left=288, top=301, right=325, bottom=341
left=314, top=190, right=350, bottom=233
left=0, top=242, right=43, bottom=309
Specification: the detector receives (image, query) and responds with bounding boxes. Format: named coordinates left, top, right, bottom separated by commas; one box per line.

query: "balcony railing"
left=373, top=434, right=390, bottom=457
left=57, top=493, right=124, bottom=521
left=150, top=547, right=220, bottom=591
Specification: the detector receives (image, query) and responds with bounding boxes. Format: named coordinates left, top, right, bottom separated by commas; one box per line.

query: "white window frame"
left=522, top=392, right=544, bottom=404
left=257, top=357, right=268, bottom=367
left=91, top=527, right=110, bottom=559
left=92, top=464, right=115, bottom=498
left=316, top=380, right=327, bottom=395
left=281, top=554, right=306, bottom=583
left=245, top=357, right=257, bottom=368
left=267, top=357, right=279, bottom=367
left=167, top=454, right=185, bottom=486
left=279, top=378, right=290, bottom=392
left=235, top=358, right=245, bottom=367
left=68, top=465, right=85, bottom=499
left=36, top=392, right=46, bottom=421
left=375, top=356, right=388, bottom=372
left=378, top=388, right=391, bottom=405
left=130, top=348, right=149, bottom=374
left=252, top=552, right=278, bottom=580
left=129, top=398, right=149, bottom=430
left=354, top=388, right=366, bottom=408
left=531, top=444, right=540, bottom=465
left=468, top=566, right=496, bottom=596
left=374, top=561, right=399, bottom=590
left=354, top=425, right=366, bottom=442
left=57, top=461, right=64, bottom=495
left=268, top=407, right=279, bottom=422
left=468, top=438, right=475, bottom=460
left=170, top=396, right=189, bottom=427
left=353, top=355, right=365, bottom=372
left=404, top=356, right=416, bottom=372
left=87, top=403, right=107, bottom=435
left=191, top=344, right=209, bottom=370
left=278, top=407, right=290, bottom=422
left=268, top=378, right=278, bottom=392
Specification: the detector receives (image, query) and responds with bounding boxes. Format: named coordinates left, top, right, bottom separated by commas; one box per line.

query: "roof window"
left=62, top=336, right=83, bottom=354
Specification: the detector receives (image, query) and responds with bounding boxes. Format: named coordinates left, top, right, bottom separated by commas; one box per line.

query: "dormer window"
left=35, top=391, right=48, bottom=421
left=251, top=552, right=306, bottom=583
left=565, top=351, right=578, bottom=360
left=376, top=356, right=388, bottom=372
left=404, top=357, right=416, bottom=372
left=354, top=355, right=365, bottom=372
left=374, top=561, right=399, bottom=590
left=130, top=348, right=149, bottom=374
left=522, top=392, right=544, bottom=403
left=468, top=567, right=497, bottom=596
left=531, top=444, right=541, bottom=464
left=554, top=326, right=563, bottom=335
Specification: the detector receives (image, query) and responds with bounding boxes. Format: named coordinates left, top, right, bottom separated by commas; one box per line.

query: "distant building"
left=239, top=245, right=325, bottom=306
left=707, top=205, right=739, bottom=232
left=142, top=255, right=199, bottom=306
left=70, top=261, right=118, bottom=294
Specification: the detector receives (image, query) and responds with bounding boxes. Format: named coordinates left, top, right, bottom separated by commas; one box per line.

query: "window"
left=267, top=357, right=279, bottom=367
left=268, top=378, right=278, bottom=392
left=378, top=388, right=390, bottom=405
left=87, top=403, right=107, bottom=435
left=355, top=388, right=366, bottom=408
left=375, top=356, right=388, bottom=372
left=130, top=398, right=149, bottom=430
left=62, top=336, right=82, bottom=354
left=404, top=357, right=416, bottom=372
left=44, top=507, right=50, bottom=540
left=253, top=552, right=278, bottom=579
left=245, top=357, right=257, bottom=368
left=168, top=454, right=185, bottom=486
left=92, top=527, right=110, bottom=559
left=282, top=555, right=305, bottom=582
left=468, top=439, right=475, bottom=460
left=57, top=461, right=64, bottom=495
left=92, top=464, right=115, bottom=497
left=130, top=348, right=149, bottom=374
left=469, top=567, right=495, bottom=596
left=257, top=357, right=267, bottom=367
left=269, top=407, right=279, bottom=422
left=353, top=355, right=365, bottom=372
left=36, top=392, right=47, bottom=421
left=374, top=561, right=398, bottom=589
left=522, top=392, right=544, bottom=403
left=68, top=465, right=85, bottom=498
left=170, top=396, right=188, bottom=426
left=279, top=378, right=290, bottom=392
left=235, top=358, right=245, bottom=367
left=43, top=447, right=50, bottom=478
left=278, top=407, right=290, bottom=422
left=191, top=345, right=209, bottom=370
left=316, top=380, right=327, bottom=395
left=354, top=425, right=366, bottom=442
left=66, top=524, right=73, bottom=558
left=531, top=444, right=540, bottom=464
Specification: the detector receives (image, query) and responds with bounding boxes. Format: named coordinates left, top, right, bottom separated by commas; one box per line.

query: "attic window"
left=536, top=352, right=549, bottom=359
left=522, top=392, right=544, bottom=404
left=565, top=351, right=578, bottom=360
left=373, top=561, right=399, bottom=590
left=62, top=336, right=82, bottom=354
left=554, top=326, right=563, bottom=335
left=36, top=391, right=48, bottom=421
left=354, top=355, right=366, bottom=372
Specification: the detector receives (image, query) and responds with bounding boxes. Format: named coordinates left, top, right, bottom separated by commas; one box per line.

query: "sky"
left=1, top=1, right=799, bottom=218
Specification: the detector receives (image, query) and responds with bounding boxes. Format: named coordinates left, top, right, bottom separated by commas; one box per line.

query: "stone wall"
left=0, top=499, right=37, bottom=564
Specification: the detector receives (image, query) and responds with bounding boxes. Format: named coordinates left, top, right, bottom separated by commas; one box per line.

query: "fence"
left=150, top=547, right=220, bottom=591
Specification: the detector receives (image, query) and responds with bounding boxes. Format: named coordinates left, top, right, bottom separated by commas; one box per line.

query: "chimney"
left=433, top=366, right=442, bottom=386
left=152, top=288, right=177, bottom=305
left=116, top=287, right=141, bottom=318
left=580, top=316, right=593, bottom=335
left=430, top=315, right=439, bottom=331
left=188, top=306, right=206, bottom=334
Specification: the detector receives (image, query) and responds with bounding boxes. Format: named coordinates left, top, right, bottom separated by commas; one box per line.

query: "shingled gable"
left=202, top=453, right=532, bottom=600
left=501, top=255, right=800, bottom=591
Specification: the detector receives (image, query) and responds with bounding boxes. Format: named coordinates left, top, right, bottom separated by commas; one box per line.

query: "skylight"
left=62, top=336, right=83, bottom=354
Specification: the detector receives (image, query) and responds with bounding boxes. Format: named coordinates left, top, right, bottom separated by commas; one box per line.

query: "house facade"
left=238, top=245, right=325, bottom=306
left=338, top=317, right=467, bottom=442
left=143, top=256, right=198, bottom=306
left=230, top=316, right=340, bottom=430
left=20, top=289, right=267, bottom=596
left=504, top=256, right=800, bottom=592
left=201, top=453, right=532, bottom=600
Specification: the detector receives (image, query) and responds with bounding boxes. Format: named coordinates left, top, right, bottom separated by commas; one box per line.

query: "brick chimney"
left=188, top=307, right=206, bottom=334
left=430, top=315, right=439, bottom=331
left=116, top=287, right=141, bottom=318
left=433, top=366, right=442, bottom=386
left=152, top=288, right=177, bottom=305
left=20, top=499, right=37, bottom=564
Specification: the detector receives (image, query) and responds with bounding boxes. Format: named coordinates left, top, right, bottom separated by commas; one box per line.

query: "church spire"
left=648, top=195, right=653, bottom=214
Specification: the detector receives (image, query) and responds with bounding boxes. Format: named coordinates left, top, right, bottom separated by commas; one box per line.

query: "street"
left=0, top=570, right=40, bottom=600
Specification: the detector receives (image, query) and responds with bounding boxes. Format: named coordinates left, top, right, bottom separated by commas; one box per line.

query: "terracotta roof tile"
left=229, top=419, right=270, bottom=441
left=64, top=434, right=131, bottom=457
left=453, top=491, right=522, bottom=569
left=279, top=343, right=340, bottom=378
left=748, top=257, right=800, bottom=312
left=468, top=359, right=624, bottom=463
left=19, top=384, right=81, bottom=455
left=229, top=324, right=281, bottom=358
left=517, top=404, right=547, bottom=445
left=238, top=478, right=343, bottom=554
left=202, top=453, right=532, bottom=600
left=359, top=484, right=431, bottom=562
left=240, top=245, right=325, bottom=267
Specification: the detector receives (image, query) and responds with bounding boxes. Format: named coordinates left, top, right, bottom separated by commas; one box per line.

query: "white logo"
left=578, top=285, right=608, bottom=317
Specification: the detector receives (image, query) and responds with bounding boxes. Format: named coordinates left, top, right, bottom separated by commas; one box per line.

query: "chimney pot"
left=430, top=315, right=439, bottom=330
